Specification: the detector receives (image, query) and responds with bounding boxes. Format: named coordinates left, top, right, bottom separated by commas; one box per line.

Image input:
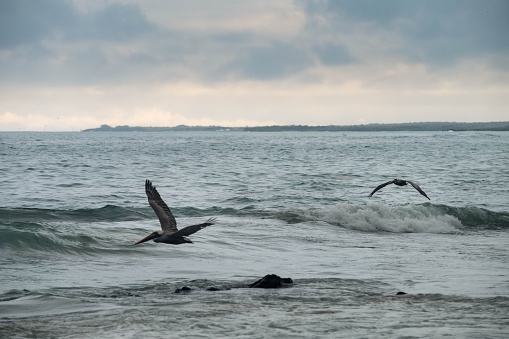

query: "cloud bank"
left=1, top=0, right=508, bottom=131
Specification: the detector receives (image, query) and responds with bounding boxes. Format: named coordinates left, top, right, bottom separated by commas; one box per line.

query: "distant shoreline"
left=82, top=121, right=509, bottom=132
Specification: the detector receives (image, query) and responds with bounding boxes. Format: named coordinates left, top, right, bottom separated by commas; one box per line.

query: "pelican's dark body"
left=392, top=179, right=407, bottom=187
left=155, top=232, right=193, bottom=244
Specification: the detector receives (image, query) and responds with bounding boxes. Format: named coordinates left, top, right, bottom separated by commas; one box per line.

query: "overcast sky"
left=1, top=0, right=508, bottom=131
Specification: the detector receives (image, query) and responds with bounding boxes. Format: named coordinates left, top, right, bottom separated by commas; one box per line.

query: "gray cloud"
left=66, top=3, right=153, bottom=42
left=0, top=1, right=74, bottom=48
left=0, top=0, right=508, bottom=87
left=311, top=0, right=509, bottom=67
left=0, top=0, right=159, bottom=86
left=315, top=43, right=353, bottom=66
left=0, top=0, right=154, bottom=46
left=226, top=41, right=313, bottom=80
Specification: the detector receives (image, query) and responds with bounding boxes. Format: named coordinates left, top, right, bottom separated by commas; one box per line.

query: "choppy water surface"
left=1, top=131, right=508, bottom=338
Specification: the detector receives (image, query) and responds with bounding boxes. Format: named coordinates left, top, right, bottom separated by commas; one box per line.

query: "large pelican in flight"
left=135, top=180, right=216, bottom=245
left=369, top=179, right=430, bottom=200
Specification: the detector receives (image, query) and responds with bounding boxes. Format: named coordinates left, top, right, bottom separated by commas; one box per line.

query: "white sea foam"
left=310, top=203, right=462, bottom=233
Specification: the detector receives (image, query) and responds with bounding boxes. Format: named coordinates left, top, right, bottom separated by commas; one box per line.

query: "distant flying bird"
left=369, top=179, right=430, bottom=200
left=135, top=180, right=215, bottom=245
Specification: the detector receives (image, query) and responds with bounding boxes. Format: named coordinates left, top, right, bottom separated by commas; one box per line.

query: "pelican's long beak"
left=135, top=232, right=159, bottom=245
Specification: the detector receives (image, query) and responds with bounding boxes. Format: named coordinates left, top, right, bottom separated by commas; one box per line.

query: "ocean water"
left=0, top=131, right=508, bottom=338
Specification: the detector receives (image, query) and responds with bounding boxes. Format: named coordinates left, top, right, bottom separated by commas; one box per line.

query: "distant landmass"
left=82, top=124, right=229, bottom=132
left=82, top=121, right=509, bottom=132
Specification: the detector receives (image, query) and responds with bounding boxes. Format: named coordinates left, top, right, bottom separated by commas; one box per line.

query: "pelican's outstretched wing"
left=145, top=180, right=178, bottom=232
left=369, top=180, right=395, bottom=197
left=171, top=218, right=216, bottom=237
left=407, top=181, right=430, bottom=200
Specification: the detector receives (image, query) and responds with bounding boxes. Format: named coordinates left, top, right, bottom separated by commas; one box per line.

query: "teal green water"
left=1, top=131, right=508, bottom=338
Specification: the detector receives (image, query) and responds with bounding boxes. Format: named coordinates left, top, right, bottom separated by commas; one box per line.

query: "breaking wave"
left=276, top=203, right=509, bottom=233
left=0, top=203, right=507, bottom=256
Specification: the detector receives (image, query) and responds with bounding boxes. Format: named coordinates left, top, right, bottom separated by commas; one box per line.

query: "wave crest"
left=305, top=203, right=462, bottom=233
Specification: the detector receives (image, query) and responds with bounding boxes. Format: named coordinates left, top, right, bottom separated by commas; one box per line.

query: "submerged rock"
left=174, top=286, right=192, bottom=294
left=173, top=274, right=293, bottom=293
left=248, top=274, right=293, bottom=289
left=206, top=286, right=222, bottom=291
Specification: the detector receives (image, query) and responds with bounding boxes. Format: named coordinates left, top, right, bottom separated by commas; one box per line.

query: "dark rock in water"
left=173, top=275, right=293, bottom=293
left=396, top=291, right=407, bottom=295
left=174, top=286, right=192, bottom=294
left=248, top=274, right=293, bottom=289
